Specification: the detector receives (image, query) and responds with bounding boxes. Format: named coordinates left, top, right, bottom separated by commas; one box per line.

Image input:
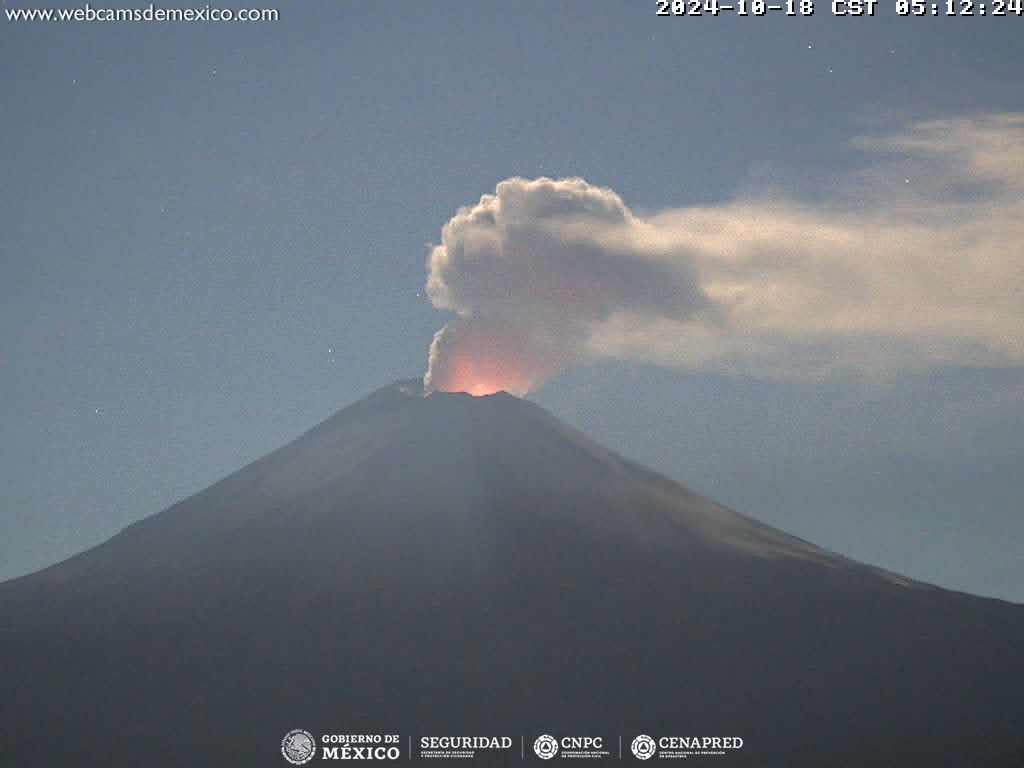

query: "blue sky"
left=2, top=2, right=1021, bottom=599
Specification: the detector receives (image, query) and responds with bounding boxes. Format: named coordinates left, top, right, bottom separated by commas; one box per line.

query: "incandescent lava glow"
left=441, top=372, right=517, bottom=397
left=424, top=318, right=541, bottom=396
left=431, top=363, right=529, bottom=397
left=460, top=383, right=506, bottom=397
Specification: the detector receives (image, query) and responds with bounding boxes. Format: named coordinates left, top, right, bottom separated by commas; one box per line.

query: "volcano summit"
left=1, top=381, right=1021, bottom=766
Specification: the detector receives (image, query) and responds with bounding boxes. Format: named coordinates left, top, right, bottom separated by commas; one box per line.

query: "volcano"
left=1, top=380, right=1022, bottom=766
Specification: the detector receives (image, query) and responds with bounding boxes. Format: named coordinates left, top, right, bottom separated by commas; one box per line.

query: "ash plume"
left=424, top=115, right=1024, bottom=393
left=423, top=177, right=714, bottom=394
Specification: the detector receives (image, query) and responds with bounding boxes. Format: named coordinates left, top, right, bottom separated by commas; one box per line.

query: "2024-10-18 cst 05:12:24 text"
left=656, top=0, right=1024, bottom=15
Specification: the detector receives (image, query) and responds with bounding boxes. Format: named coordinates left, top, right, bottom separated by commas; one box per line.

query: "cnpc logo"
left=534, top=735, right=559, bottom=759
left=534, top=734, right=605, bottom=759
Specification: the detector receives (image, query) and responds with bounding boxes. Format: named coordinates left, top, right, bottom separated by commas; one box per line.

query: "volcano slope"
left=1, top=380, right=1022, bottom=766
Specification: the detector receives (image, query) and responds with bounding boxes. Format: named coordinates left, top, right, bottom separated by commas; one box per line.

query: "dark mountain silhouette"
left=2, top=380, right=1022, bottom=766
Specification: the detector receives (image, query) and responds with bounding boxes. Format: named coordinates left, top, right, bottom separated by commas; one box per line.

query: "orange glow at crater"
left=425, top=317, right=570, bottom=397
left=431, top=353, right=534, bottom=397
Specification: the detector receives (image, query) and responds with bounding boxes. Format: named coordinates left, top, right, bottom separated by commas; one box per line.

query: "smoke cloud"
left=424, top=177, right=714, bottom=394
left=424, top=114, right=1024, bottom=394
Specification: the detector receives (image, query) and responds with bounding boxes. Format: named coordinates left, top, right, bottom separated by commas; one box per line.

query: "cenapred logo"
left=534, top=734, right=559, bottom=759
left=282, top=729, right=316, bottom=765
left=631, top=734, right=656, bottom=760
